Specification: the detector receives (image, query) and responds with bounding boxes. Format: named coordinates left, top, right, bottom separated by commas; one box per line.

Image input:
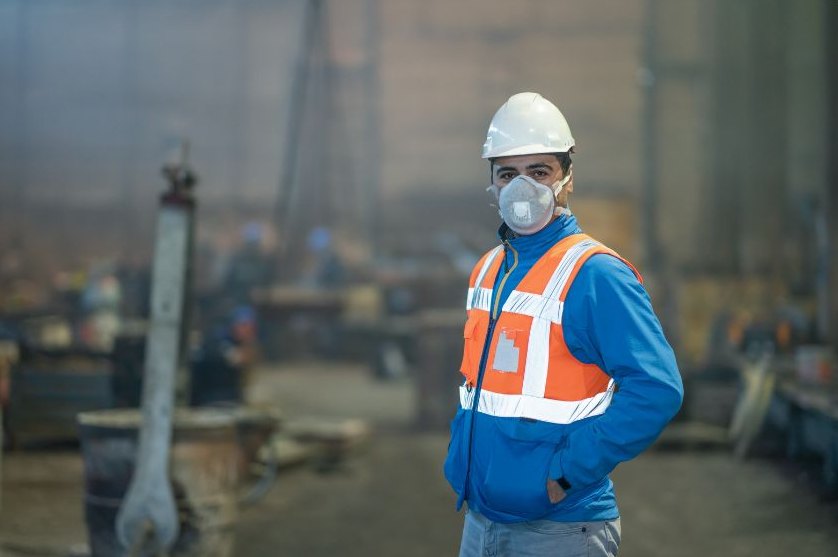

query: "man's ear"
left=565, top=173, right=574, bottom=194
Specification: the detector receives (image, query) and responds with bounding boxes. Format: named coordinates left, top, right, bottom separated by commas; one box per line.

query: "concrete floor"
left=2, top=362, right=838, bottom=556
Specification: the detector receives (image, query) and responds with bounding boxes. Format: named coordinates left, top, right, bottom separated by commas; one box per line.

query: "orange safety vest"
left=460, top=233, right=642, bottom=425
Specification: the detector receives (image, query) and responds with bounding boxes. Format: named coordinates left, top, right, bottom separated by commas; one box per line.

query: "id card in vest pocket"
left=492, top=328, right=521, bottom=373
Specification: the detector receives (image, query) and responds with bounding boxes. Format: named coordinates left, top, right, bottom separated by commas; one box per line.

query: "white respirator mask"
left=487, top=171, right=572, bottom=235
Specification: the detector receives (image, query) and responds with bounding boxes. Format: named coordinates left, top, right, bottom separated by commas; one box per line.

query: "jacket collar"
left=497, top=214, right=583, bottom=258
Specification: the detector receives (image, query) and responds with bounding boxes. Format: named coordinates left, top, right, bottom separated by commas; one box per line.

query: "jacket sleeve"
left=548, top=254, right=684, bottom=490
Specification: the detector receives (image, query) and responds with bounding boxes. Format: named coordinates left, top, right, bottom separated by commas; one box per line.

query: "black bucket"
left=78, top=409, right=241, bottom=557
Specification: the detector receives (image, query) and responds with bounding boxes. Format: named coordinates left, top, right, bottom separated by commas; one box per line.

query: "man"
left=444, top=92, right=684, bottom=556
left=190, top=305, right=257, bottom=407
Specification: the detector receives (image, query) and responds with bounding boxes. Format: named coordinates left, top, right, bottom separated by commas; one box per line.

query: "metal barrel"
left=77, top=408, right=240, bottom=557
left=415, top=309, right=468, bottom=430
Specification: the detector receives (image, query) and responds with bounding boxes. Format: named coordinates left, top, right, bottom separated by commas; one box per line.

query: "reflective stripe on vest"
left=459, top=234, right=641, bottom=425
left=459, top=381, right=615, bottom=424
left=466, top=245, right=502, bottom=311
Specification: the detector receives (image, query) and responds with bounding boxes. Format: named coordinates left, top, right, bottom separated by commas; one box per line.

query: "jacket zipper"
left=492, top=241, right=518, bottom=320
left=459, top=240, right=518, bottom=508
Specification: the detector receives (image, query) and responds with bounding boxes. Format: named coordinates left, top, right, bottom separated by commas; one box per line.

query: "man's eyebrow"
left=494, top=165, right=517, bottom=175
left=525, top=163, right=554, bottom=171
left=494, top=162, right=555, bottom=175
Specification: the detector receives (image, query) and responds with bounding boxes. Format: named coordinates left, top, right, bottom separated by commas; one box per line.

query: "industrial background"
left=1, top=0, right=837, bottom=556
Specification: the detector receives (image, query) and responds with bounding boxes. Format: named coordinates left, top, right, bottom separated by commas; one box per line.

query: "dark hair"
left=554, top=151, right=572, bottom=175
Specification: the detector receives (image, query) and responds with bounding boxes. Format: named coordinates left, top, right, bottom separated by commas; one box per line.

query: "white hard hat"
left=482, top=92, right=575, bottom=159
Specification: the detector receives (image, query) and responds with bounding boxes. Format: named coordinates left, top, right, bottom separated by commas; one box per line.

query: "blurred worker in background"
left=300, top=226, right=345, bottom=289
left=190, top=305, right=258, bottom=407
left=444, top=92, right=684, bottom=556
left=223, top=221, right=275, bottom=306
left=80, top=261, right=122, bottom=351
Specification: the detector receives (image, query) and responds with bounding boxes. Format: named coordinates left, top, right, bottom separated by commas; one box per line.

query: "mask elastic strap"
left=552, top=168, right=573, bottom=216
left=552, top=169, right=573, bottom=196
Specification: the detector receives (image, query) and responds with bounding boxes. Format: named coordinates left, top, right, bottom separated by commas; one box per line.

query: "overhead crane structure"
left=273, top=0, right=381, bottom=279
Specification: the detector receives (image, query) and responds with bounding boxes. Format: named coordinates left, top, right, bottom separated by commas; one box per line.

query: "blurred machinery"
left=67, top=149, right=278, bottom=557
left=114, top=144, right=199, bottom=553
left=677, top=290, right=838, bottom=495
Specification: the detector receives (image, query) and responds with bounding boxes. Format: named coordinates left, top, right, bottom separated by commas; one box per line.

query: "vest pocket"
left=443, top=408, right=468, bottom=495
left=459, top=315, right=481, bottom=385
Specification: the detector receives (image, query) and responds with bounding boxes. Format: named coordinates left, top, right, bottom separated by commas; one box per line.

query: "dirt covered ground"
left=2, top=363, right=838, bottom=556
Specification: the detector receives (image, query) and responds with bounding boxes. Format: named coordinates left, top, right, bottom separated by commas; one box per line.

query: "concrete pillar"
left=826, top=0, right=838, bottom=351
left=738, top=0, right=788, bottom=277
left=707, top=0, right=752, bottom=274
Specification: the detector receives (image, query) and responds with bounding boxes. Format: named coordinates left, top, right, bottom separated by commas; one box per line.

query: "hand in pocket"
left=546, top=479, right=567, bottom=504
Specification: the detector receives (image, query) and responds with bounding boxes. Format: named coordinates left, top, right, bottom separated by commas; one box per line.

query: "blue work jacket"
left=445, top=213, right=684, bottom=523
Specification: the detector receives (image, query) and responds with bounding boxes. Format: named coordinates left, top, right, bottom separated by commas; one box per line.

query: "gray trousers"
left=459, top=509, right=621, bottom=557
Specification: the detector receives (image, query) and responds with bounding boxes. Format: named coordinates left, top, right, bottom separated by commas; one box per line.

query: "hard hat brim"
left=482, top=142, right=575, bottom=160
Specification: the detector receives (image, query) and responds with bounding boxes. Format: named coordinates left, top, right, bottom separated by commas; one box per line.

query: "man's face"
left=491, top=153, right=573, bottom=206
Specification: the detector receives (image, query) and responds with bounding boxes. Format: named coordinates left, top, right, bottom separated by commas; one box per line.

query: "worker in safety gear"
left=444, top=92, right=684, bottom=557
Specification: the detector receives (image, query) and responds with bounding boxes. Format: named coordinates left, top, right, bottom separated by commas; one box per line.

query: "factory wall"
left=0, top=0, right=834, bottom=355
left=0, top=0, right=650, bottom=259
